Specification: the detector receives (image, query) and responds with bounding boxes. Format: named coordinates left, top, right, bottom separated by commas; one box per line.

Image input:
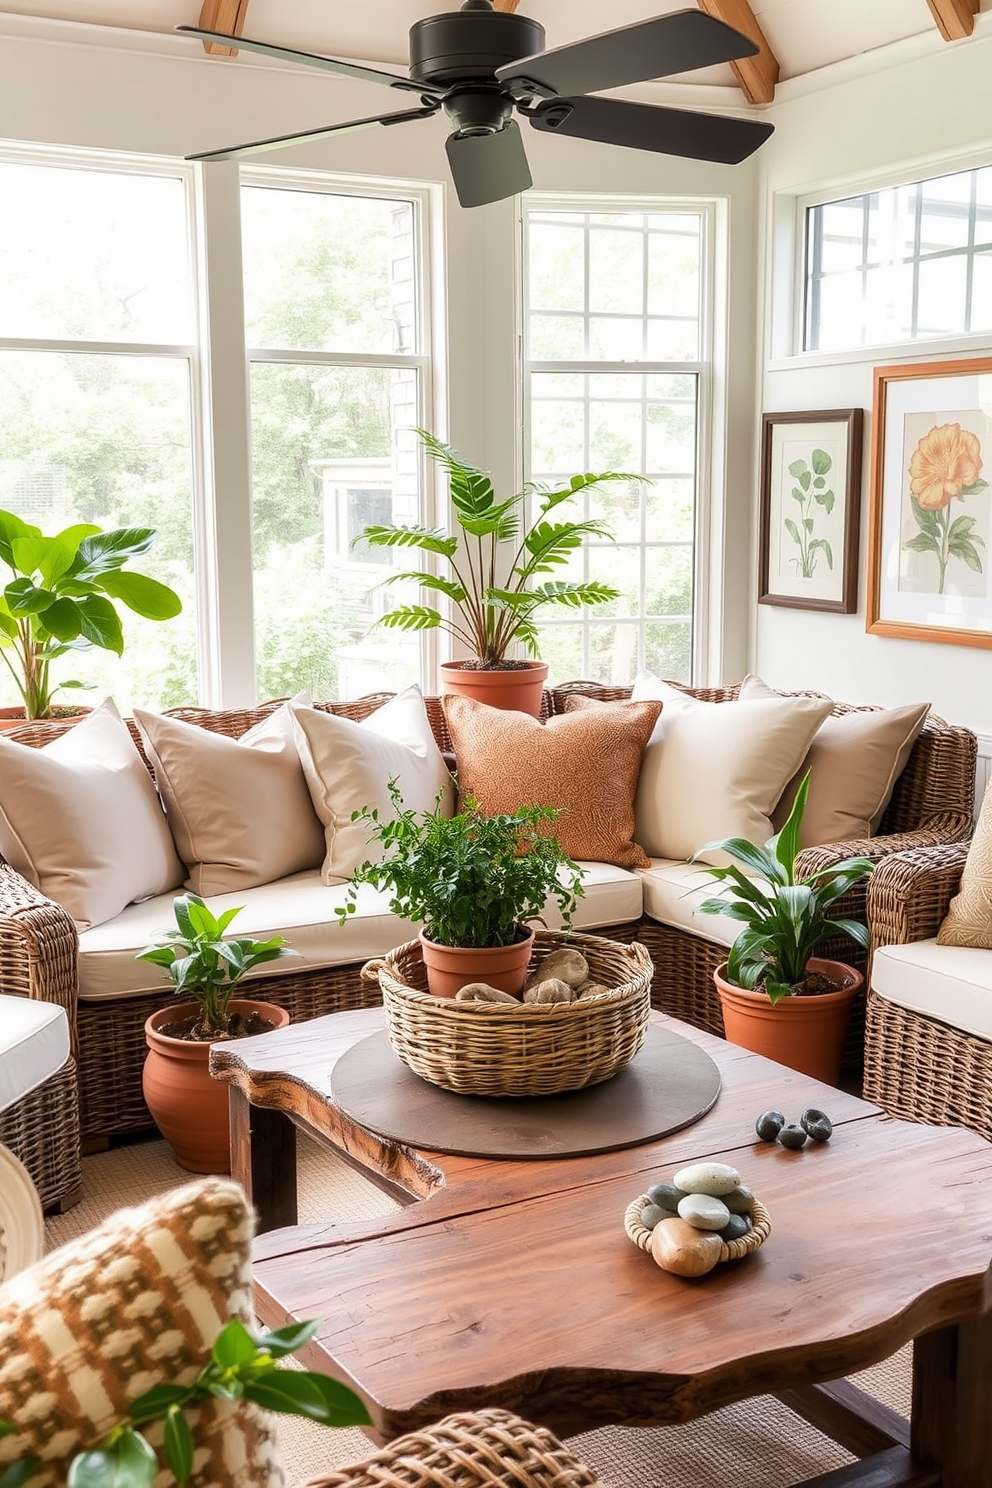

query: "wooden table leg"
left=912, top=1309, right=992, bottom=1487
left=228, top=1085, right=297, bottom=1234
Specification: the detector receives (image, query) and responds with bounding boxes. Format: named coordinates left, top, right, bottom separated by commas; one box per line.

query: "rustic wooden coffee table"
left=211, top=1006, right=992, bottom=1487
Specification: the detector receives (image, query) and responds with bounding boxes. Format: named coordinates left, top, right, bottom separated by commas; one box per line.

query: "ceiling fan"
left=177, top=0, right=774, bottom=209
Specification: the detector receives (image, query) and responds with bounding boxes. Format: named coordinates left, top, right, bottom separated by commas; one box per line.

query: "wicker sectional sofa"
left=0, top=680, right=977, bottom=1212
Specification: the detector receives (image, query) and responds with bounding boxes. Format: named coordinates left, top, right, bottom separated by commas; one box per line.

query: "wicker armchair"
left=863, top=840, right=992, bottom=1139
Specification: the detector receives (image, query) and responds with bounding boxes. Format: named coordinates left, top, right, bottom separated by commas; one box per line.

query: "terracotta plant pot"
left=440, top=660, right=548, bottom=718
left=143, top=998, right=290, bottom=1173
left=418, top=926, right=536, bottom=999
left=713, top=957, right=863, bottom=1086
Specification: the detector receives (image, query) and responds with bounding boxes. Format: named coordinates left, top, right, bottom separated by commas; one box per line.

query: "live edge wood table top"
left=210, top=1008, right=992, bottom=1488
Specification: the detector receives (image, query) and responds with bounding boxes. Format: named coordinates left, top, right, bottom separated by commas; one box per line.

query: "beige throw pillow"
left=937, top=780, right=992, bottom=949
left=0, top=699, right=183, bottom=930
left=630, top=674, right=833, bottom=865
left=0, top=1178, right=281, bottom=1487
left=739, top=674, right=930, bottom=846
left=135, top=696, right=326, bottom=895
left=291, top=685, right=454, bottom=881
left=444, top=693, right=662, bottom=869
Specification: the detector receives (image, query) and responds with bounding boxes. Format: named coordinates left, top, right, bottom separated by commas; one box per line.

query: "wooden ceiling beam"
left=494, top=0, right=522, bottom=10
left=197, top=0, right=251, bottom=57
left=926, top=0, right=979, bottom=41
left=695, top=0, right=779, bottom=105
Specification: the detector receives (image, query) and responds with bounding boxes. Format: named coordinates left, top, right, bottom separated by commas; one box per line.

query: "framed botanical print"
left=758, top=409, right=864, bottom=613
left=867, top=357, right=992, bottom=648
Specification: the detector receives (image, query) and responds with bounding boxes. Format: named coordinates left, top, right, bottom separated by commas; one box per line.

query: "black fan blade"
left=186, top=103, right=441, bottom=164
left=176, top=25, right=442, bottom=96
left=498, top=10, right=757, bottom=99
left=445, top=120, right=533, bottom=208
left=526, top=95, right=772, bottom=166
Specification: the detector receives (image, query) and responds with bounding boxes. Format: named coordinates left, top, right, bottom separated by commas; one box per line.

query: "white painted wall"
left=754, top=24, right=992, bottom=736
left=0, top=13, right=761, bottom=685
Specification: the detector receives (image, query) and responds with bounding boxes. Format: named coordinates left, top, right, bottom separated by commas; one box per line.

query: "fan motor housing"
left=409, top=10, right=546, bottom=86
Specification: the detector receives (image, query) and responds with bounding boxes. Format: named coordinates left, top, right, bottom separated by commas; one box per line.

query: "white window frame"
left=770, top=142, right=992, bottom=369
left=520, top=192, right=715, bottom=684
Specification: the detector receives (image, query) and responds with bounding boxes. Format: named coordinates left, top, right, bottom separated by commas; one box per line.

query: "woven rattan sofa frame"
left=0, top=681, right=976, bottom=1180
left=863, top=839, right=992, bottom=1141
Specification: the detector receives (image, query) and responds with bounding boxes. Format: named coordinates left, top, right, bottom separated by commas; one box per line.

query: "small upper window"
left=804, top=163, right=992, bottom=352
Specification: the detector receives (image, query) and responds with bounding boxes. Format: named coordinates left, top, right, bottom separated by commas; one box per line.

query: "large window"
left=0, top=151, right=432, bottom=712
left=0, top=156, right=199, bottom=711
left=241, top=183, right=428, bottom=701
left=804, top=162, right=992, bottom=352
left=523, top=204, right=704, bottom=684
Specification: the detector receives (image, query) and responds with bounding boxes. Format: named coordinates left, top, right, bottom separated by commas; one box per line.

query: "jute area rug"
left=45, top=1135, right=911, bottom=1488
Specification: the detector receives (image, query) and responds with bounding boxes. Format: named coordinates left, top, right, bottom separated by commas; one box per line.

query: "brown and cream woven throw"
left=0, top=1176, right=282, bottom=1486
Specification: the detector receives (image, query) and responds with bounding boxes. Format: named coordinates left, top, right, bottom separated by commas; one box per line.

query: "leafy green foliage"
left=361, top=430, right=641, bottom=665
left=692, top=772, right=874, bottom=1004
left=336, top=782, right=583, bottom=948
left=904, top=491, right=986, bottom=595
left=136, top=894, right=299, bottom=1038
left=785, top=450, right=834, bottom=579
left=0, top=511, right=182, bottom=719
left=1, top=1318, right=370, bottom=1488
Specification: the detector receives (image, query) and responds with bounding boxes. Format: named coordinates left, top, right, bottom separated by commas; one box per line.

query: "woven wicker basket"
left=624, top=1193, right=772, bottom=1267
left=362, top=929, right=653, bottom=1098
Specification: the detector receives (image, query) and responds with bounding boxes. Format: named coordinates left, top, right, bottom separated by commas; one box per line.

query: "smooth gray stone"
left=720, top=1214, right=752, bottom=1242
left=723, top=1185, right=756, bottom=1216
left=674, top=1161, right=740, bottom=1197
left=677, top=1192, right=731, bottom=1231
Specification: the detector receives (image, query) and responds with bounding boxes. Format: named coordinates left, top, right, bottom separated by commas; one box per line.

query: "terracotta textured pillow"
left=135, top=696, right=326, bottom=895
left=740, top=674, right=929, bottom=847
left=0, top=699, right=183, bottom=930
left=291, top=685, right=454, bottom=881
left=630, top=674, right=833, bottom=865
left=444, top=693, right=662, bottom=869
left=0, top=1178, right=281, bottom=1487
left=937, top=780, right=992, bottom=949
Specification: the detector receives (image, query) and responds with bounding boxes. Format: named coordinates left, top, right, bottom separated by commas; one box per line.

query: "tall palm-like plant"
left=360, top=430, right=636, bottom=665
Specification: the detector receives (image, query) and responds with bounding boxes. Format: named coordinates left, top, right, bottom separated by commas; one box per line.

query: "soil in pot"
left=440, top=660, right=548, bottom=718
left=143, top=998, right=290, bottom=1174
left=714, top=957, right=863, bottom=1087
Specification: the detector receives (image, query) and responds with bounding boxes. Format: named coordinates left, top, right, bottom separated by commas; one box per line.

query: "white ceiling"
left=2, top=0, right=990, bottom=90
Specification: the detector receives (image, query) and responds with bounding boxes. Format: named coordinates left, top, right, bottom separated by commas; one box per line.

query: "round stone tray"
left=329, top=1023, right=721, bottom=1159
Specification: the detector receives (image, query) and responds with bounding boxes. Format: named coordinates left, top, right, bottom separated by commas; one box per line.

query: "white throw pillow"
left=630, top=674, right=833, bottom=865
left=291, top=685, right=454, bottom=881
left=0, top=699, right=184, bottom=930
left=134, top=696, right=326, bottom=895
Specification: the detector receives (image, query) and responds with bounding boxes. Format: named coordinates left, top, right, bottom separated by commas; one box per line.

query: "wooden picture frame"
left=758, top=409, right=863, bottom=613
left=867, top=357, right=992, bottom=649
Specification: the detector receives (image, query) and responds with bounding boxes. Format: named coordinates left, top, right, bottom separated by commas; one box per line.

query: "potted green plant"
left=693, top=771, right=875, bottom=1085
left=359, top=429, right=634, bottom=716
left=0, top=510, right=182, bottom=721
left=137, top=893, right=299, bottom=1173
left=337, top=783, right=584, bottom=997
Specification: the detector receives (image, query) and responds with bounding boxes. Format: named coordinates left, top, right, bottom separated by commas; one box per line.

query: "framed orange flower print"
left=868, top=357, right=992, bottom=648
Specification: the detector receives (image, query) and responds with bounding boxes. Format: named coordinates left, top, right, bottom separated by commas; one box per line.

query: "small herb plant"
left=336, top=782, right=583, bottom=948
left=360, top=429, right=636, bottom=666
left=0, top=512, right=182, bottom=720
left=693, top=771, right=874, bottom=1004
left=0, top=1317, right=370, bottom=1488
left=136, top=893, right=298, bottom=1039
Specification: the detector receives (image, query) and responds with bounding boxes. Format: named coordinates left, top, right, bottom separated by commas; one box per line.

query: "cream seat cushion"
left=871, top=939, right=992, bottom=1043
left=76, top=863, right=642, bottom=1002
left=291, top=685, right=454, bottom=881
left=0, top=997, right=70, bottom=1114
left=937, top=779, right=992, bottom=949
left=0, top=699, right=183, bottom=930
left=738, top=674, right=929, bottom=845
left=637, top=859, right=759, bottom=950
left=135, top=696, right=326, bottom=896
left=630, top=675, right=833, bottom=865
